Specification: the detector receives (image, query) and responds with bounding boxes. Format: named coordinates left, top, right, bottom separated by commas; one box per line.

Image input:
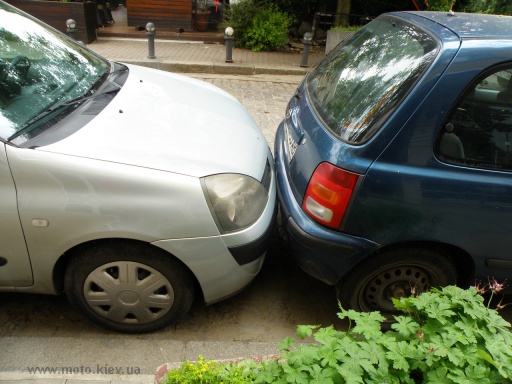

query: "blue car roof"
left=392, top=11, right=512, bottom=40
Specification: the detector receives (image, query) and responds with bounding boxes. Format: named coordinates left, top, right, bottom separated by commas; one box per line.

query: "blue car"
left=275, top=11, right=512, bottom=317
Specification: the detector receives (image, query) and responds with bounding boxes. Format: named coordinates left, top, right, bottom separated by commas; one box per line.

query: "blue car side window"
left=438, top=68, right=512, bottom=171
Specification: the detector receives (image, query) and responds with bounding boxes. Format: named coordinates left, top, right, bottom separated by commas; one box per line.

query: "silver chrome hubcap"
left=84, top=261, right=174, bottom=324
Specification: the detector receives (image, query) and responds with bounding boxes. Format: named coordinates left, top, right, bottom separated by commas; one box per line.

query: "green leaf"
left=391, top=316, right=421, bottom=337
left=425, top=366, right=453, bottom=383
left=476, top=349, right=498, bottom=368
left=278, top=336, right=296, bottom=352
left=385, top=341, right=418, bottom=371
left=446, top=368, right=472, bottom=384
left=318, top=343, right=347, bottom=368
left=358, top=339, right=389, bottom=370
left=422, top=318, right=446, bottom=336
left=424, top=300, right=457, bottom=325
left=463, top=364, right=492, bottom=383
left=288, top=345, right=319, bottom=367
left=254, top=360, right=284, bottom=384
left=336, top=364, right=365, bottom=384
left=350, top=311, right=386, bottom=339
left=297, top=325, right=320, bottom=340
left=337, top=307, right=362, bottom=323
left=313, top=325, right=344, bottom=345
left=337, top=338, right=369, bottom=376
left=282, top=363, right=309, bottom=384
left=485, top=308, right=512, bottom=331
left=453, top=318, right=478, bottom=345
left=425, top=333, right=465, bottom=366
left=407, top=290, right=436, bottom=311
left=453, top=344, right=482, bottom=367
left=308, top=364, right=337, bottom=384
left=296, top=325, right=319, bottom=340
left=367, top=369, right=405, bottom=384
left=423, top=346, right=439, bottom=367
left=446, top=366, right=489, bottom=384
left=390, top=296, right=409, bottom=312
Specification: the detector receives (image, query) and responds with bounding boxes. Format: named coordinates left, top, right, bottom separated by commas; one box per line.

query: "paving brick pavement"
left=0, top=375, right=155, bottom=384
left=86, top=37, right=325, bottom=75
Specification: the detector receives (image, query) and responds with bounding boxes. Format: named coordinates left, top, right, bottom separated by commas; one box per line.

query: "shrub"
left=330, top=25, right=361, bottom=32
left=263, top=285, right=512, bottom=383
left=426, top=0, right=456, bottom=11
left=222, top=0, right=294, bottom=51
left=244, top=6, right=295, bottom=52
left=222, top=0, right=260, bottom=48
left=461, top=0, right=512, bottom=14
left=164, top=285, right=512, bottom=383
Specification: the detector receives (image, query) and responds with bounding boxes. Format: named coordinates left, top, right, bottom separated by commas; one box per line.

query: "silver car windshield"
left=0, top=2, right=110, bottom=143
left=307, top=17, right=437, bottom=144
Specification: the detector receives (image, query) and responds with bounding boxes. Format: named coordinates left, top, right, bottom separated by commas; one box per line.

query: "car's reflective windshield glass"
left=0, top=3, right=110, bottom=142
left=307, top=17, right=437, bottom=144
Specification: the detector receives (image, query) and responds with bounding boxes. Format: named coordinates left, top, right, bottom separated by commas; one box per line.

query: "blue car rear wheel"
left=337, top=246, right=457, bottom=315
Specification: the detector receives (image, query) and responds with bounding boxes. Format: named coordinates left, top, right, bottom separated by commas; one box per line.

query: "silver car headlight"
left=202, top=173, right=269, bottom=233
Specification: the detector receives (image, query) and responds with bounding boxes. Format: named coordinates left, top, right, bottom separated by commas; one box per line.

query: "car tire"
left=64, top=241, right=195, bottom=333
left=337, top=246, right=457, bottom=316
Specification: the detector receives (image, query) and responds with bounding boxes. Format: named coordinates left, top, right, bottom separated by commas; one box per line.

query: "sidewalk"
left=86, top=37, right=325, bottom=75
left=0, top=372, right=155, bottom=384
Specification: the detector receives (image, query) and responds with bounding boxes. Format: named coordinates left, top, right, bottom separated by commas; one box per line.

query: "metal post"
left=224, top=27, right=234, bottom=63
left=300, top=32, right=313, bottom=68
left=146, top=22, right=156, bottom=59
left=66, top=19, right=77, bottom=40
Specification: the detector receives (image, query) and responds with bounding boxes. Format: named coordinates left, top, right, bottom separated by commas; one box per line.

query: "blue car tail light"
left=302, top=162, right=360, bottom=229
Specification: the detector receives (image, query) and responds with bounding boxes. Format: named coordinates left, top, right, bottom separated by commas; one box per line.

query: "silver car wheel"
left=83, top=261, right=175, bottom=324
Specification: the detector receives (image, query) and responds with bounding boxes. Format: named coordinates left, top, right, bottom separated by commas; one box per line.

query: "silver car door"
left=0, top=143, right=32, bottom=286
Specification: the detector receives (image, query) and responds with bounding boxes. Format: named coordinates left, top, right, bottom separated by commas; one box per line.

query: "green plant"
left=164, top=285, right=512, bottom=383
left=164, top=355, right=256, bottom=384
left=426, top=0, right=456, bottom=11
left=461, top=0, right=512, bottom=14
left=330, top=25, right=361, bottom=32
left=222, top=0, right=260, bottom=48
left=224, top=0, right=317, bottom=34
left=264, top=285, right=512, bottom=383
left=244, top=5, right=295, bottom=52
left=222, top=0, right=294, bottom=51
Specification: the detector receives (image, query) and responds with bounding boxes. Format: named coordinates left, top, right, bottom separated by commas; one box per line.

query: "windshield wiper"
left=7, top=85, right=121, bottom=142
left=63, top=81, right=121, bottom=107
left=111, top=62, right=129, bottom=76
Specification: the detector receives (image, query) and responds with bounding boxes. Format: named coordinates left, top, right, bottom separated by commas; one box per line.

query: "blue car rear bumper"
left=274, top=123, right=380, bottom=285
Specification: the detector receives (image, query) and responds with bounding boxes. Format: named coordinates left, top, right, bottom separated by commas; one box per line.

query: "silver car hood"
left=41, top=64, right=268, bottom=179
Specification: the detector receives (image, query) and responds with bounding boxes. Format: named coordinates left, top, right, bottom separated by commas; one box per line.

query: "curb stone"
left=107, top=59, right=310, bottom=76
left=0, top=371, right=155, bottom=384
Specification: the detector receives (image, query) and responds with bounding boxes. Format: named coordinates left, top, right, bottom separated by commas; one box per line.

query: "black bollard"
left=146, top=22, right=156, bottom=59
left=300, top=32, right=313, bottom=68
left=225, top=27, right=234, bottom=63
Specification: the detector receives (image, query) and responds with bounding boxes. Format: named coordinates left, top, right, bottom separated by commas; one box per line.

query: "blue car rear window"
left=307, top=16, right=438, bottom=144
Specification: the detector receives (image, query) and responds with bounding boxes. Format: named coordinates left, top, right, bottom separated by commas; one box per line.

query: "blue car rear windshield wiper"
left=7, top=85, right=121, bottom=142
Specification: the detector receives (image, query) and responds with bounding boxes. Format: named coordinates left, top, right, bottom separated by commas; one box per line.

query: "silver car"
left=0, top=1, right=276, bottom=333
